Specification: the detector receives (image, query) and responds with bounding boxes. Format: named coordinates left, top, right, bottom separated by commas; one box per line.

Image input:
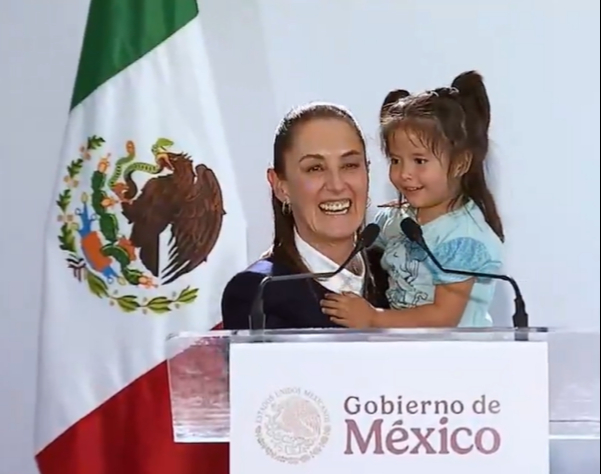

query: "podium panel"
left=166, top=328, right=599, bottom=473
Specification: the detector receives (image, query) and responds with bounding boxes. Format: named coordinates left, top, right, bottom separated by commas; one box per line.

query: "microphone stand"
left=248, top=269, right=338, bottom=331
left=400, top=218, right=529, bottom=340
left=247, top=223, right=381, bottom=331
left=419, top=244, right=529, bottom=329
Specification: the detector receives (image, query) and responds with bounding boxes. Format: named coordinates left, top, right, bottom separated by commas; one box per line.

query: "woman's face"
left=270, top=118, right=369, bottom=246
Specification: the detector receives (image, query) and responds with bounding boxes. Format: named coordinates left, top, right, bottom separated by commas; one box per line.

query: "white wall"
left=0, top=0, right=599, bottom=472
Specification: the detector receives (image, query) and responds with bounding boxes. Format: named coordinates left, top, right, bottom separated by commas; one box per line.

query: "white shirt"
left=294, top=230, right=365, bottom=295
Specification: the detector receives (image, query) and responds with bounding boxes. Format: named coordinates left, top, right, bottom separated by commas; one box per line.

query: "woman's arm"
left=221, top=271, right=264, bottom=330
left=222, top=270, right=337, bottom=329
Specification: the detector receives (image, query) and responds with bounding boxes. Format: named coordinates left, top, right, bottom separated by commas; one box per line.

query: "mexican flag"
left=34, top=0, right=245, bottom=472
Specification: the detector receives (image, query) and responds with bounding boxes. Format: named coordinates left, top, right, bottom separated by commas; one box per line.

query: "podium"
left=166, top=328, right=599, bottom=473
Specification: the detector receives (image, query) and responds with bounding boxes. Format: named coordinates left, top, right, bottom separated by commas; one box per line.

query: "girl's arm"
left=371, top=278, right=475, bottom=327
left=321, top=236, right=498, bottom=328
left=374, top=236, right=500, bottom=327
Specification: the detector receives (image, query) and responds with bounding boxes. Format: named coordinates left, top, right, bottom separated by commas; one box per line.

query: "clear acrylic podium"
left=166, top=328, right=599, bottom=473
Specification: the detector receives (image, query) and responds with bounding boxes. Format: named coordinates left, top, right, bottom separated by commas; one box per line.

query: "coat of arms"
left=56, top=135, right=225, bottom=313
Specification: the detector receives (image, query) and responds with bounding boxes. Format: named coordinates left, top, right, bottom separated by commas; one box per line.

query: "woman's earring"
left=366, top=197, right=372, bottom=208
left=282, top=200, right=291, bottom=215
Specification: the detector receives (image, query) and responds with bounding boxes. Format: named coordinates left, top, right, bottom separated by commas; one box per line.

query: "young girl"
left=320, top=70, right=504, bottom=328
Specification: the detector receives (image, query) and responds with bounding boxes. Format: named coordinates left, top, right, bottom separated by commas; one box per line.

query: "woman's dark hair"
left=269, top=102, right=368, bottom=271
left=379, top=71, right=504, bottom=241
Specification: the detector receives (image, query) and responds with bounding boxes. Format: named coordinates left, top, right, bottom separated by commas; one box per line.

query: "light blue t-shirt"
left=372, top=200, right=503, bottom=327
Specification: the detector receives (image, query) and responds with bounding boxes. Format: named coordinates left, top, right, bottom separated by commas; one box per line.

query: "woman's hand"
left=320, top=292, right=377, bottom=328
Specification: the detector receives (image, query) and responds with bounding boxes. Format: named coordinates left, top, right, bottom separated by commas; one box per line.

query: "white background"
left=0, top=0, right=599, bottom=472
left=229, top=341, right=550, bottom=473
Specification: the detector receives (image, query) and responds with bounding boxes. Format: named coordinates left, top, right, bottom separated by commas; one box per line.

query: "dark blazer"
left=221, top=248, right=389, bottom=330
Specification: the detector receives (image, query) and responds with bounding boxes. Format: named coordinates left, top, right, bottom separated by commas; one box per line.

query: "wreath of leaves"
left=56, top=135, right=199, bottom=313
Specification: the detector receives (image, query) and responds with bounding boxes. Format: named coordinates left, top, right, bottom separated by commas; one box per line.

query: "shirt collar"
left=294, top=229, right=365, bottom=295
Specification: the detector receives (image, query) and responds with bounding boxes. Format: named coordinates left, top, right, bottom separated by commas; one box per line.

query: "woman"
left=221, top=102, right=387, bottom=329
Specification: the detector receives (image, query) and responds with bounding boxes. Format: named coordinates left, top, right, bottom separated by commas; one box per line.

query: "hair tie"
left=432, top=86, right=459, bottom=99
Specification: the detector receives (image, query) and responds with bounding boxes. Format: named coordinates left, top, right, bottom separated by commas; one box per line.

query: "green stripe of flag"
left=71, top=0, right=199, bottom=110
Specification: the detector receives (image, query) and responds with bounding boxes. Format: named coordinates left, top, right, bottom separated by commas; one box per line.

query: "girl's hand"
left=320, top=292, right=377, bottom=328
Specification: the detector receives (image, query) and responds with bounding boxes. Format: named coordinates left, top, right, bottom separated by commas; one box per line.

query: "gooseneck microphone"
left=400, top=217, right=528, bottom=329
left=248, top=223, right=381, bottom=330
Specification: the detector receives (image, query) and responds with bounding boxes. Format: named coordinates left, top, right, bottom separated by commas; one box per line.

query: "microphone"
left=248, top=223, right=381, bottom=330
left=400, top=217, right=528, bottom=329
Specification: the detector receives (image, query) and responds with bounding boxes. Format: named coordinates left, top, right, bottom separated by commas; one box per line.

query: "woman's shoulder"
left=222, top=255, right=307, bottom=303
left=223, top=257, right=281, bottom=293
left=220, top=255, right=324, bottom=330
left=221, top=257, right=277, bottom=330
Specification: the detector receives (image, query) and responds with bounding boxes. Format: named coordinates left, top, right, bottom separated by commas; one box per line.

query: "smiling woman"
left=221, top=102, right=388, bottom=330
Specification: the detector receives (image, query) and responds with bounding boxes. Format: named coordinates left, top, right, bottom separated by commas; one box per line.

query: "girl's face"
left=387, top=129, right=462, bottom=223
